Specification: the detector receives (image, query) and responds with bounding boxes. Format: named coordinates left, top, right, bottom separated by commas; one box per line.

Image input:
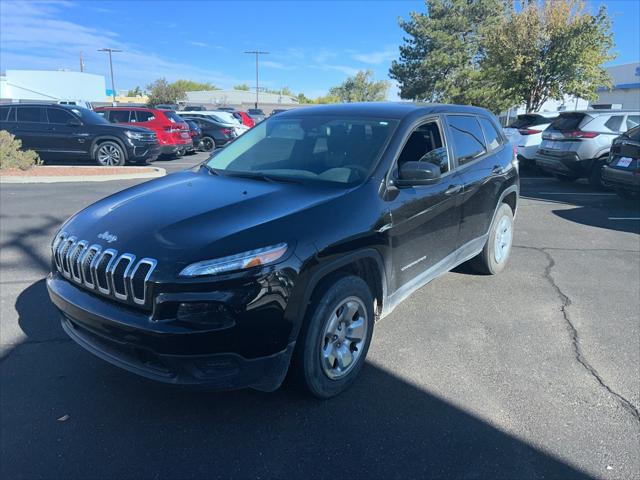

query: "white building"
left=591, top=62, right=640, bottom=110
left=0, top=70, right=106, bottom=103
left=184, top=89, right=299, bottom=112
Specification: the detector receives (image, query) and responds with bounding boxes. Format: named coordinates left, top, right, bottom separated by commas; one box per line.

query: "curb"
left=0, top=167, right=166, bottom=184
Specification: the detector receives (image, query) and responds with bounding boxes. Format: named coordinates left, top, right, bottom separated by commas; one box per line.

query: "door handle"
left=492, top=165, right=503, bottom=174
left=444, top=184, right=462, bottom=195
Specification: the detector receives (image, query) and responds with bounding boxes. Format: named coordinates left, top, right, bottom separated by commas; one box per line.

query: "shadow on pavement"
left=0, top=279, right=594, bottom=480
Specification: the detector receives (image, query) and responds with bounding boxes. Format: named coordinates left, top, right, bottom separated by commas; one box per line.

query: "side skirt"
left=380, top=234, right=487, bottom=320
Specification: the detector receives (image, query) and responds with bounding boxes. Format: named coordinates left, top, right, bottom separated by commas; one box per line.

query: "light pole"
left=98, top=48, right=122, bottom=105
left=244, top=50, right=269, bottom=109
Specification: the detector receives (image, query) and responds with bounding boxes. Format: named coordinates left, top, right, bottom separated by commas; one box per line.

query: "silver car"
left=535, top=110, right=640, bottom=187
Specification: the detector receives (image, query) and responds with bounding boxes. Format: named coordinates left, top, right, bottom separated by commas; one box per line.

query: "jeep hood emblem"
left=97, top=231, right=118, bottom=243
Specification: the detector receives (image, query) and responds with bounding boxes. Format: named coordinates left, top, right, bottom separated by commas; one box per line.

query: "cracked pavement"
left=1, top=163, right=639, bottom=479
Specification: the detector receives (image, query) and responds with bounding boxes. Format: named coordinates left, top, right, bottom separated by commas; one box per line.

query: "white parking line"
left=608, top=217, right=640, bottom=221
left=537, top=192, right=616, bottom=196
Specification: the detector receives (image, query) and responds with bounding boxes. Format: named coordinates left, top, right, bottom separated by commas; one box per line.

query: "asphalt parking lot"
left=1, top=161, right=638, bottom=479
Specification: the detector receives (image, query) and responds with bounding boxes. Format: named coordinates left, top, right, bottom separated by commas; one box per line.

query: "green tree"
left=328, top=70, right=389, bottom=102
left=126, top=86, right=143, bottom=97
left=389, top=0, right=510, bottom=111
left=296, top=92, right=313, bottom=104
left=482, top=0, right=614, bottom=112
left=146, top=78, right=186, bottom=106
left=314, top=94, right=341, bottom=104
left=172, top=79, right=219, bottom=92
left=234, top=83, right=251, bottom=91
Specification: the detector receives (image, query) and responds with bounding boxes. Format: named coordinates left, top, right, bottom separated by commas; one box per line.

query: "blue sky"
left=1, top=0, right=638, bottom=99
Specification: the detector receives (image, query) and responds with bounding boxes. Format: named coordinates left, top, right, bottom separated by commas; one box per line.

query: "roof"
left=276, top=102, right=492, bottom=119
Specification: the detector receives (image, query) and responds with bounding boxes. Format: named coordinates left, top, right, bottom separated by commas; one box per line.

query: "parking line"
left=537, top=192, right=616, bottom=196
left=608, top=217, right=640, bottom=221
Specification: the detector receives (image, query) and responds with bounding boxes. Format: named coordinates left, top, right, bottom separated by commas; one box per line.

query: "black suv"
left=47, top=103, right=519, bottom=398
left=0, top=104, right=160, bottom=166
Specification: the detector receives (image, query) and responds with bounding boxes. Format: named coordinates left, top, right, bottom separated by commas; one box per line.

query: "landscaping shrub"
left=0, top=130, right=41, bottom=170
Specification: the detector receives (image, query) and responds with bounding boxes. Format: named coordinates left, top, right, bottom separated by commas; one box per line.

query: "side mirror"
left=395, top=161, right=441, bottom=187
left=67, top=118, right=82, bottom=127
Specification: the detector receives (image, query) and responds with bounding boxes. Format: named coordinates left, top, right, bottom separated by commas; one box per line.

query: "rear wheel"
left=173, top=148, right=184, bottom=159
left=470, top=203, right=514, bottom=275
left=94, top=141, right=125, bottom=166
left=293, top=275, right=374, bottom=398
left=588, top=158, right=607, bottom=189
left=200, top=136, right=215, bottom=152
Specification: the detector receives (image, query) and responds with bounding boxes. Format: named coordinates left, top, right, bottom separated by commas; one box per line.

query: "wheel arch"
left=91, top=136, right=128, bottom=161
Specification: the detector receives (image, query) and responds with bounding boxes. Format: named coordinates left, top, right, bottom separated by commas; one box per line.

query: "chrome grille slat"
left=51, top=232, right=157, bottom=308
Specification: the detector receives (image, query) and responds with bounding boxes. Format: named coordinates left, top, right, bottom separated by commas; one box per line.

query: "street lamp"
left=98, top=48, right=122, bottom=105
left=244, top=50, right=269, bottom=109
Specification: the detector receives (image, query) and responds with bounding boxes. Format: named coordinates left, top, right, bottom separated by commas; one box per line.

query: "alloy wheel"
left=97, top=144, right=121, bottom=166
left=494, top=215, right=513, bottom=264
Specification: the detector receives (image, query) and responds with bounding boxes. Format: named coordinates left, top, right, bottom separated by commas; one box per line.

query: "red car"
left=95, top=107, right=192, bottom=157
left=226, top=110, right=255, bottom=128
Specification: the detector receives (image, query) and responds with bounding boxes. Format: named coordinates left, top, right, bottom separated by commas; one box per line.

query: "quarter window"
left=47, top=108, right=76, bottom=124
left=397, top=121, right=449, bottom=174
left=0, top=106, right=11, bottom=121
left=17, top=107, right=43, bottom=123
left=604, top=115, right=624, bottom=132
left=626, top=115, right=639, bottom=130
left=446, top=115, right=486, bottom=165
left=478, top=117, right=502, bottom=151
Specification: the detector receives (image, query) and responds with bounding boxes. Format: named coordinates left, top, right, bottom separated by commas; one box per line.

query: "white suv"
left=504, top=112, right=559, bottom=167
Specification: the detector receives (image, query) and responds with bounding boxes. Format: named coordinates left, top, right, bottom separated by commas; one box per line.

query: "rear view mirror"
left=67, top=118, right=82, bottom=127
left=395, top=161, right=441, bottom=187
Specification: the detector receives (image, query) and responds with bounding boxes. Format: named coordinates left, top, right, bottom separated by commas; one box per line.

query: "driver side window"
left=397, top=120, right=449, bottom=175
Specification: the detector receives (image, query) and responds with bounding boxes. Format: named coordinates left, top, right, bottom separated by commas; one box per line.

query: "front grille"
left=52, top=231, right=157, bottom=307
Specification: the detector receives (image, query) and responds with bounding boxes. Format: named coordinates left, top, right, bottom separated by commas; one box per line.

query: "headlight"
left=125, top=130, right=145, bottom=140
left=179, top=243, right=288, bottom=277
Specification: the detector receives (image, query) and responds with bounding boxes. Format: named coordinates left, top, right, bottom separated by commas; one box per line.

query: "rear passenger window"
left=47, top=108, right=75, bottom=124
left=604, top=115, right=624, bottom=132
left=17, top=107, right=43, bottom=123
left=135, top=111, right=156, bottom=122
left=0, top=106, right=10, bottom=121
left=626, top=115, right=639, bottom=130
left=109, top=110, right=132, bottom=123
left=479, top=117, right=502, bottom=151
left=446, top=115, right=486, bottom=165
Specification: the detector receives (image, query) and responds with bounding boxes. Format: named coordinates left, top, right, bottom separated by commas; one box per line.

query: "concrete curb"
left=0, top=167, right=166, bottom=184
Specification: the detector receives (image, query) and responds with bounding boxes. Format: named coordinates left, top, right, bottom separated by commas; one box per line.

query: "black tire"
left=200, top=136, right=215, bottom=152
left=293, top=275, right=374, bottom=399
left=173, top=149, right=184, bottom=159
left=470, top=203, right=514, bottom=275
left=555, top=174, right=578, bottom=183
left=94, top=141, right=126, bottom=166
left=588, top=159, right=607, bottom=189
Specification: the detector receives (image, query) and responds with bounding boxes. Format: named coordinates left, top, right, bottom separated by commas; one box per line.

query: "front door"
left=386, top=118, right=463, bottom=292
left=45, top=107, right=90, bottom=155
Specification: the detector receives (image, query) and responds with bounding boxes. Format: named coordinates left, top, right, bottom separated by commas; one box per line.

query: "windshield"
left=73, top=107, right=110, bottom=125
left=205, top=116, right=398, bottom=185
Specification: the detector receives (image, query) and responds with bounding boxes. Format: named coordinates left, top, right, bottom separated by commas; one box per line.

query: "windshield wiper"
left=203, top=164, right=220, bottom=175
left=223, top=171, right=303, bottom=184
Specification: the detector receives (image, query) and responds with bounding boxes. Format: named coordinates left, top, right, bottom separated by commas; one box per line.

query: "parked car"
left=179, top=115, right=237, bottom=151
left=602, top=125, right=640, bottom=199
left=270, top=109, right=288, bottom=116
left=155, top=104, right=179, bottom=110
left=247, top=108, right=266, bottom=123
left=535, top=110, right=640, bottom=187
left=503, top=112, right=558, bottom=167
left=0, top=103, right=159, bottom=166
left=179, top=110, right=249, bottom=136
left=47, top=103, right=518, bottom=398
left=184, top=120, right=202, bottom=153
left=182, top=105, right=207, bottom=111
left=228, top=110, right=255, bottom=128
left=94, top=106, right=192, bottom=157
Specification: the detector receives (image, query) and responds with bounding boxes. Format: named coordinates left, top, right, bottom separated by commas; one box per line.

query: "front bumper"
left=534, top=151, right=592, bottom=177
left=47, top=273, right=295, bottom=391
left=602, top=166, right=640, bottom=193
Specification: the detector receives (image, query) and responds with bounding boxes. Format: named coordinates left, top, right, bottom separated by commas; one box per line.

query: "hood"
left=62, top=168, right=347, bottom=274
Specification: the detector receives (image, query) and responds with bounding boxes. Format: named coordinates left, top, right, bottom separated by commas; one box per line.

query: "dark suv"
left=47, top=103, right=519, bottom=398
left=0, top=104, right=160, bottom=166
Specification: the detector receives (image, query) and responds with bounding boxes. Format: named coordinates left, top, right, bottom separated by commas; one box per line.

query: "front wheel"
left=199, top=136, right=215, bottom=152
left=293, top=275, right=374, bottom=398
left=94, top=141, right=125, bottom=166
left=470, top=203, right=514, bottom=275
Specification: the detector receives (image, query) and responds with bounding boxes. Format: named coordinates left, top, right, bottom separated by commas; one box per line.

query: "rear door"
left=107, top=109, right=134, bottom=125
left=448, top=114, right=511, bottom=249
left=14, top=106, right=48, bottom=151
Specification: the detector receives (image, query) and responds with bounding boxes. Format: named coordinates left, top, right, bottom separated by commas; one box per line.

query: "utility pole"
left=98, top=48, right=122, bottom=105
left=79, top=51, right=85, bottom=72
left=244, top=50, right=269, bottom=109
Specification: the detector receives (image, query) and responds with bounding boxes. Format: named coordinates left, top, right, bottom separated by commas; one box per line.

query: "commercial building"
left=592, top=62, right=640, bottom=110
left=0, top=70, right=106, bottom=104
left=184, top=89, right=299, bottom=114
